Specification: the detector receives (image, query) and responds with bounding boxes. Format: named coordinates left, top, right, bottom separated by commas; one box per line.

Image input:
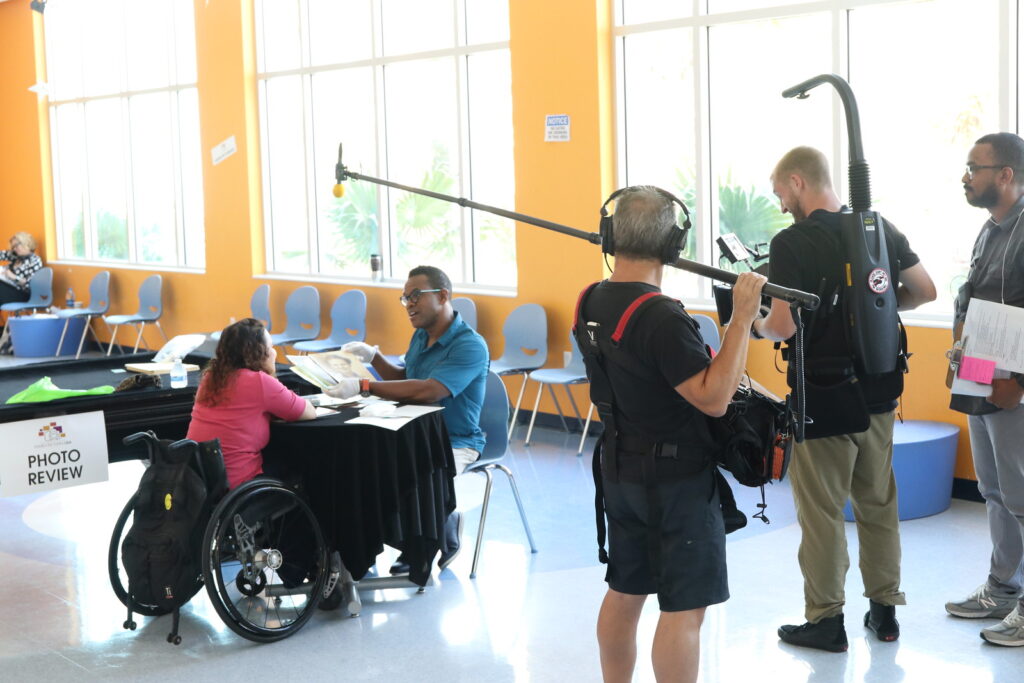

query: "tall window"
left=256, top=0, right=516, bottom=289
left=616, top=0, right=1013, bottom=320
left=45, top=0, right=204, bottom=268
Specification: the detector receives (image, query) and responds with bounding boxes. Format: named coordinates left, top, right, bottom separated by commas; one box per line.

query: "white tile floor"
left=1, top=421, right=1020, bottom=682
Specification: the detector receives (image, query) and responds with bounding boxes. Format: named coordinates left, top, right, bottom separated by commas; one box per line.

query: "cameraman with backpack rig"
left=753, top=146, right=936, bottom=652
left=576, top=186, right=766, bottom=683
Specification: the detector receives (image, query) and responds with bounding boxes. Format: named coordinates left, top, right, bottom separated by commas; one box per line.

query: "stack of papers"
left=952, top=298, right=1024, bottom=403
left=346, top=403, right=444, bottom=431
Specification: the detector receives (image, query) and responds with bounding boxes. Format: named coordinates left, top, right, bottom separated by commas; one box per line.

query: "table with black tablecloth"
left=0, top=353, right=310, bottom=462
left=265, top=410, right=457, bottom=588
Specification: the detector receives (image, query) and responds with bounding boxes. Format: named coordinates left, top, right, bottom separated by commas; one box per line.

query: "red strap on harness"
left=611, top=292, right=662, bottom=343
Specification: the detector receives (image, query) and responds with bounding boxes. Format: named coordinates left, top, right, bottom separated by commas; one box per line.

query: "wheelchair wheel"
left=107, top=493, right=203, bottom=617
left=202, top=478, right=327, bottom=643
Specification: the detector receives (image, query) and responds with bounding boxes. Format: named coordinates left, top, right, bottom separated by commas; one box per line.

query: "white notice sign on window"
left=0, top=410, right=109, bottom=498
left=211, top=135, right=237, bottom=165
left=544, top=114, right=570, bottom=142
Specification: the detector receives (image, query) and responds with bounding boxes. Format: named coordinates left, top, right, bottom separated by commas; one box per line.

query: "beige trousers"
left=788, top=410, right=906, bottom=622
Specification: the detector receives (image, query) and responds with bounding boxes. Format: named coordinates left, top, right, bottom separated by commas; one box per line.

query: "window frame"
left=614, top=0, right=1020, bottom=326
left=255, top=0, right=516, bottom=294
left=44, top=0, right=205, bottom=271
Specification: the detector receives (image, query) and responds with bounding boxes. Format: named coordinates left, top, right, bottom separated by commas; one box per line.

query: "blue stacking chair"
left=691, top=313, right=722, bottom=353
left=105, top=274, right=167, bottom=355
left=210, top=284, right=272, bottom=343
left=490, top=303, right=547, bottom=431
left=523, top=330, right=594, bottom=455
left=293, top=289, right=366, bottom=353
left=451, top=296, right=477, bottom=330
left=270, top=286, right=320, bottom=348
left=55, top=270, right=110, bottom=359
left=1, top=266, right=54, bottom=315
left=466, top=370, right=538, bottom=578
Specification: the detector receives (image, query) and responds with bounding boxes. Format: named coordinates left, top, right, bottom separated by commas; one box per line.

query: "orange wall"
left=0, top=0, right=975, bottom=479
left=0, top=1, right=47, bottom=257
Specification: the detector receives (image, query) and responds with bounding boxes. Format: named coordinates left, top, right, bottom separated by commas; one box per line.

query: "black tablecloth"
left=265, top=410, right=457, bottom=587
left=0, top=352, right=310, bottom=462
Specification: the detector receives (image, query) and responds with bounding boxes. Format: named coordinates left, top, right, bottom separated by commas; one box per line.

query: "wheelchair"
left=108, top=431, right=332, bottom=643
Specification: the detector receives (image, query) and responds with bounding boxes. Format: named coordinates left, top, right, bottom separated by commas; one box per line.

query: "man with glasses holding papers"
left=946, top=132, right=1024, bottom=647
left=327, top=265, right=488, bottom=574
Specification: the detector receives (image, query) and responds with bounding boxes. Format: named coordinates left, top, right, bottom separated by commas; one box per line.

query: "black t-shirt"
left=768, top=208, right=919, bottom=411
left=581, top=280, right=717, bottom=455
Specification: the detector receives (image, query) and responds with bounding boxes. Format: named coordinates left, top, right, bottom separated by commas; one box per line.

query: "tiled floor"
left=0, top=415, right=1019, bottom=681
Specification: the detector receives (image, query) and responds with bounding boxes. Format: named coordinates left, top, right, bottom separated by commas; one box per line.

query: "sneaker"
left=389, top=553, right=411, bottom=576
left=945, top=584, right=1020, bottom=619
left=864, top=600, right=899, bottom=642
left=981, top=605, right=1024, bottom=646
left=778, top=614, right=849, bottom=653
left=438, top=511, right=464, bottom=571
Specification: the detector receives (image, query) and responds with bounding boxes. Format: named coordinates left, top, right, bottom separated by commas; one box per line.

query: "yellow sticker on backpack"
left=164, top=493, right=172, bottom=510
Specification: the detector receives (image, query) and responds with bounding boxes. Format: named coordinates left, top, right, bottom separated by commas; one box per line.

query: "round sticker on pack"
left=868, top=268, right=890, bottom=294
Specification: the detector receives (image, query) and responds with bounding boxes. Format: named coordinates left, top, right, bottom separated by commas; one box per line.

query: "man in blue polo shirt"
left=329, top=265, right=489, bottom=573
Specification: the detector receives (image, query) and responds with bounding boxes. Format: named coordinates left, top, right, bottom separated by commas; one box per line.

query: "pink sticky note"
left=959, top=356, right=996, bottom=384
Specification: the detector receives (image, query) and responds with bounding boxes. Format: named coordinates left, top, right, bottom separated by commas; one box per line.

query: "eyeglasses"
left=964, top=164, right=1006, bottom=180
left=399, top=288, right=441, bottom=306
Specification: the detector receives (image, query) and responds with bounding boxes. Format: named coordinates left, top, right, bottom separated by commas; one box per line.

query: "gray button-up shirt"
left=955, top=193, right=1024, bottom=327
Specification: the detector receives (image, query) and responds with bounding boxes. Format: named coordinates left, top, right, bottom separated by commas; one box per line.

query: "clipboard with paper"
left=949, top=298, right=1024, bottom=402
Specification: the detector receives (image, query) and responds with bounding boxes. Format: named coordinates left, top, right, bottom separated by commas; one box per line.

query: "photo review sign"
left=0, top=411, right=109, bottom=498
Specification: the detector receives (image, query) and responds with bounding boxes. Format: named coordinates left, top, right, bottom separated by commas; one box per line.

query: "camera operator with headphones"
left=753, top=146, right=936, bottom=652
left=575, top=186, right=765, bottom=683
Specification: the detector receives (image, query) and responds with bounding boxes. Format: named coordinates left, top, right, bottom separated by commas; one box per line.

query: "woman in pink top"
left=187, top=318, right=316, bottom=489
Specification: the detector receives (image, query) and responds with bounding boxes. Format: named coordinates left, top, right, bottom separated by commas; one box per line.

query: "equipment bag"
left=708, top=383, right=793, bottom=523
left=121, top=436, right=211, bottom=645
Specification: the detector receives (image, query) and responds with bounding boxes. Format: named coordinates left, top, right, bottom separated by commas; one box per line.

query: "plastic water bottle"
left=65, top=287, right=75, bottom=308
left=170, top=356, right=187, bottom=389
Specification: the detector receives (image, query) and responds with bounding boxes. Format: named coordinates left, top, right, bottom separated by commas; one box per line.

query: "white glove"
left=326, top=377, right=360, bottom=400
left=341, top=341, right=378, bottom=363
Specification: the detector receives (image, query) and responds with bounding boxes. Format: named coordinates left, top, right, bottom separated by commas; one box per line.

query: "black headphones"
left=599, top=186, right=692, bottom=264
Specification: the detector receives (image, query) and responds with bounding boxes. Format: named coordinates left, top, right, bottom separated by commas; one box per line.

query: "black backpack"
left=120, top=434, right=222, bottom=645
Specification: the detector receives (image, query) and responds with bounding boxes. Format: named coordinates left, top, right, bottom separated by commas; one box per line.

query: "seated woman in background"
left=0, top=232, right=44, bottom=306
left=187, top=318, right=316, bottom=489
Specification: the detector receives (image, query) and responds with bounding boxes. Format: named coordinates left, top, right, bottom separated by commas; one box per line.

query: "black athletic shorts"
left=602, top=465, right=728, bottom=612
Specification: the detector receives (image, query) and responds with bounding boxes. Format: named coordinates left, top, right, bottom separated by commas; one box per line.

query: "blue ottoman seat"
left=843, top=420, right=960, bottom=521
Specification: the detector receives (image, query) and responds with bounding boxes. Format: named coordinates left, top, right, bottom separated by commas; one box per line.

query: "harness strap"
left=611, top=292, right=663, bottom=343
left=592, top=437, right=609, bottom=564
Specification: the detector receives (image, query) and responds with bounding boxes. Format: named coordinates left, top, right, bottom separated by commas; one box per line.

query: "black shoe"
left=778, top=614, right=849, bottom=652
left=864, top=600, right=899, bottom=642
left=438, top=511, right=464, bottom=571
left=389, top=554, right=411, bottom=575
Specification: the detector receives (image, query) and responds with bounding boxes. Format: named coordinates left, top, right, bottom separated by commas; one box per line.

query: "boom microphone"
left=332, top=143, right=820, bottom=310
left=333, top=143, right=345, bottom=198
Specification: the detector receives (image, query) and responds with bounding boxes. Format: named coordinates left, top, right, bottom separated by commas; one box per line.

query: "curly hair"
left=197, top=318, right=272, bottom=406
